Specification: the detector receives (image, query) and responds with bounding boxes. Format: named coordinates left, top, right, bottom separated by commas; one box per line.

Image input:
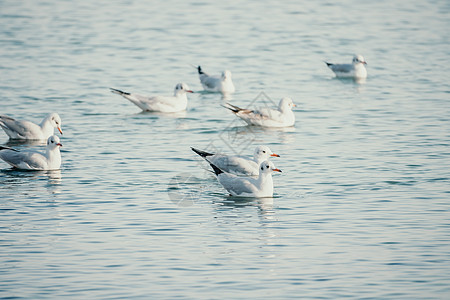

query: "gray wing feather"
left=218, top=173, right=257, bottom=195
left=0, top=116, right=36, bottom=137
left=329, top=63, right=353, bottom=73
left=0, top=150, right=46, bottom=169
left=200, top=75, right=220, bottom=89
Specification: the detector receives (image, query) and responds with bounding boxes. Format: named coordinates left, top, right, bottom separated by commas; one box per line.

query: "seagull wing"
left=0, top=116, right=40, bottom=138
left=218, top=173, right=257, bottom=196
left=0, top=150, right=47, bottom=170
left=329, top=63, right=353, bottom=74
left=200, top=74, right=220, bottom=90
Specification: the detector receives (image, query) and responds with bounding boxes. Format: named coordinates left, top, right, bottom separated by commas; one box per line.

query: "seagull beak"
left=271, top=153, right=280, bottom=157
left=362, top=61, right=367, bottom=65
left=272, top=168, right=282, bottom=172
left=187, top=90, right=194, bottom=93
left=56, top=143, right=63, bottom=147
left=292, top=104, right=297, bottom=107
left=58, top=127, right=63, bottom=135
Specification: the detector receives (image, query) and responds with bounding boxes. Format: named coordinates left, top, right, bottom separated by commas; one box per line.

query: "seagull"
left=196, top=66, right=235, bottom=93
left=325, top=54, right=367, bottom=78
left=0, top=135, right=63, bottom=170
left=223, top=97, right=296, bottom=127
left=191, top=145, right=280, bottom=176
left=210, top=160, right=281, bottom=198
left=0, top=113, right=63, bottom=140
left=110, top=83, right=193, bottom=113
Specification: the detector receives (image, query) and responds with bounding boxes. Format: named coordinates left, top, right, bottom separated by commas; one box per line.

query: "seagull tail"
left=0, top=146, right=18, bottom=152
left=209, top=162, right=224, bottom=176
left=191, top=147, right=214, bottom=158
left=110, top=88, right=130, bottom=96
left=222, top=103, right=242, bottom=113
left=324, top=61, right=333, bottom=67
left=197, top=66, right=204, bottom=75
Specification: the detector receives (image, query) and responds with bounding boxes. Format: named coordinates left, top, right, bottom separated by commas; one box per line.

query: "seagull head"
left=353, top=54, right=367, bottom=65
left=174, top=83, right=194, bottom=96
left=47, top=135, right=62, bottom=149
left=48, top=113, right=63, bottom=135
left=278, top=97, right=296, bottom=112
left=221, top=70, right=232, bottom=80
left=259, top=160, right=282, bottom=174
left=254, top=145, right=280, bottom=163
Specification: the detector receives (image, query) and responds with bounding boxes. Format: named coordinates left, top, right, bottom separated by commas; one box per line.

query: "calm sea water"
left=1, top=0, right=449, bottom=299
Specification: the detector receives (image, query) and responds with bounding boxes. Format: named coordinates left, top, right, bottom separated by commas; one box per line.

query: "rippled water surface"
left=1, top=0, right=449, bottom=298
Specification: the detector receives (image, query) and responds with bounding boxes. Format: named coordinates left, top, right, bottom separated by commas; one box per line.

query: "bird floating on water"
left=191, top=145, right=279, bottom=176
left=0, top=113, right=63, bottom=140
left=110, top=83, right=193, bottom=113
left=195, top=65, right=235, bottom=94
left=210, top=160, right=281, bottom=198
left=0, top=135, right=63, bottom=170
left=325, top=54, right=367, bottom=79
left=223, top=97, right=296, bottom=127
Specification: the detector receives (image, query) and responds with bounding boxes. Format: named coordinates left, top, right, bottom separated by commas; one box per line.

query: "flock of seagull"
left=0, top=55, right=367, bottom=197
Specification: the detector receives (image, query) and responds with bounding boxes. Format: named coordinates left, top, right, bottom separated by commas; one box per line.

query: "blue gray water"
left=1, top=0, right=449, bottom=299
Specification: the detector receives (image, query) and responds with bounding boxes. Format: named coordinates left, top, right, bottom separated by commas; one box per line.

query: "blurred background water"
left=0, top=0, right=449, bottom=298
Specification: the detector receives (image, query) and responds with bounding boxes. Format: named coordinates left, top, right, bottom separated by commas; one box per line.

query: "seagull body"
left=224, top=97, right=296, bottom=127
left=110, top=83, right=193, bottom=113
left=197, top=66, right=235, bottom=93
left=0, top=113, right=63, bottom=140
left=191, top=145, right=280, bottom=176
left=0, top=135, right=62, bottom=170
left=210, top=160, right=281, bottom=198
left=325, top=54, right=367, bottom=78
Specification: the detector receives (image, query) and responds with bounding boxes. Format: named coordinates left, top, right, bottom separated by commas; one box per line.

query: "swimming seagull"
left=223, top=97, right=296, bottom=127
left=110, top=83, right=193, bottom=113
left=191, top=145, right=280, bottom=176
left=210, top=160, right=282, bottom=198
left=325, top=54, right=367, bottom=78
left=0, top=135, right=63, bottom=170
left=0, top=113, right=63, bottom=140
left=196, top=66, right=235, bottom=93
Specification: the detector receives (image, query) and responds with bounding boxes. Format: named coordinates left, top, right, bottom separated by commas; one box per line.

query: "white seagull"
left=0, top=135, right=63, bottom=170
left=223, top=97, right=296, bottom=127
left=191, top=145, right=280, bottom=176
left=210, top=160, right=282, bottom=198
left=196, top=66, right=235, bottom=93
left=0, top=113, right=63, bottom=140
left=110, top=83, right=193, bottom=113
left=325, top=54, right=367, bottom=78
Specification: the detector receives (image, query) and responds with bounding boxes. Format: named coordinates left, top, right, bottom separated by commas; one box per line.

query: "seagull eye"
left=262, top=150, right=266, bottom=153
left=261, top=166, right=264, bottom=170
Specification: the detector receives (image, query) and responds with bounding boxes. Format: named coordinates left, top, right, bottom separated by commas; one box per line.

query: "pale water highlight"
left=1, top=0, right=449, bottom=298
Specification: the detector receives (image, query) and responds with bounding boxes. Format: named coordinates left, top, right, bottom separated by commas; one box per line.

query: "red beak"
left=187, top=90, right=194, bottom=93
left=271, top=153, right=280, bottom=157
left=58, top=127, right=63, bottom=135
left=272, top=168, right=282, bottom=172
left=56, top=143, right=63, bottom=147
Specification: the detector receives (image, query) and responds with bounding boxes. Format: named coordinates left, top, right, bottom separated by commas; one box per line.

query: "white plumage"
left=196, top=66, right=235, bottom=93
left=224, top=97, right=296, bottom=127
left=210, top=160, right=282, bottom=198
left=110, top=83, right=193, bottom=113
left=325, top=54, right=367, bottom=78
left=191, top=145, right=280, bottom=176
left=0, top=135, right=63, bottom=170
left=0, top=113, right=63, bottom=140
